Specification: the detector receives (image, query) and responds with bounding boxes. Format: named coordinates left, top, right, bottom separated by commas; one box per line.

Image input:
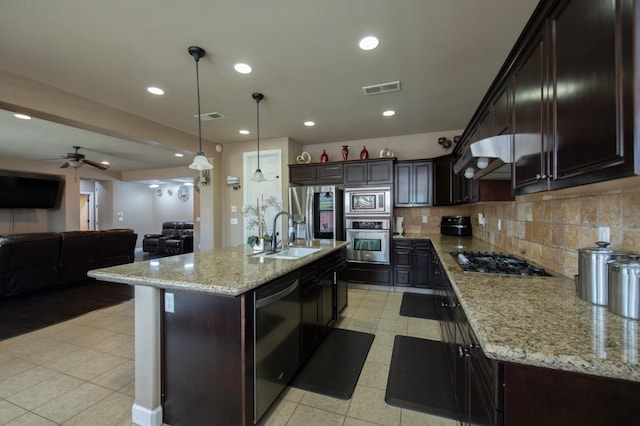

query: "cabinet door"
left=394, top=247, right=412, bottom=268
left=289, top=164, right=317, bottom=184
left=316, top=163, right=344, bottom=182
left=368, top=160, right=393, bottom=184
left=413, top=161, right=433, bottom=206
left=343, top=163, right=367, bottom=184
left=434, top=156, right=454, bottom=206
left=551, top=0, right=625, bottom=186
left=414, top=247, right=430, bottom=288
left=318, top=270, right=334, bottom=328
left=513, top=35, right=550, bottom=194
left=394, top=163, right=412, bottom=206
left=300, top=285, right=321, bottom=358
left=394, top=269, right=411, bottom=287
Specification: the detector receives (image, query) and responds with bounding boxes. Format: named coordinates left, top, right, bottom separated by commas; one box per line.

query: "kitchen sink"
left=257, top=247, right=322, bottom=260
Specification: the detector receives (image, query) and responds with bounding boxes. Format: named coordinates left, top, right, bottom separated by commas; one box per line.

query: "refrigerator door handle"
left=306, top=187, right=314, bottom=241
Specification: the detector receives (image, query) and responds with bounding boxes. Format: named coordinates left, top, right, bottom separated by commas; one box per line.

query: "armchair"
left=143, top=221, right=194, bottom=255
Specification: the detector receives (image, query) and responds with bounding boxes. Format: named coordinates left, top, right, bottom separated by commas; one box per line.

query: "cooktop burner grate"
left=450, top=251, right=550, bottom=276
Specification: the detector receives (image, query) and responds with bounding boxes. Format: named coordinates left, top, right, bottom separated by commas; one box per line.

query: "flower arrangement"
left=241, top=195, right=283, bottom=247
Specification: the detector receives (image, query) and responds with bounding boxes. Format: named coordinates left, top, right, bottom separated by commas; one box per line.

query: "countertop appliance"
left=289, top=185, right=344, bottom=241
left=253, top=272, right=300, bottom=423
left=451, top=251, right=550, bottom=276
left=441, top=216, right=472, bottom=236
left=346, top=218, right=390, bottom=264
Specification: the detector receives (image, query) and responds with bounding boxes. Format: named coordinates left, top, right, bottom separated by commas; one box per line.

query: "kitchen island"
left=89, top=240, right=348, bottom=426
left=409, top=234, right=640, bottom=424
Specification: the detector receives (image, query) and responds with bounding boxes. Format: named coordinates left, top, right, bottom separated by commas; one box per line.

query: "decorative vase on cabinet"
left=360, top=145, right=369, bottom=159
left=320, top=149, right=328, bottom=163
left=342, top=145, right=349, bottom=161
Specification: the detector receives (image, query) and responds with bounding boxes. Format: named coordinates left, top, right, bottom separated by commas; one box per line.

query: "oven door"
left=346, top=229, right=390, bottom=265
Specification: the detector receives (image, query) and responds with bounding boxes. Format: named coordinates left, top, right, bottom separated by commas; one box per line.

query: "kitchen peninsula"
left=89, top=240, right=348, bottom=426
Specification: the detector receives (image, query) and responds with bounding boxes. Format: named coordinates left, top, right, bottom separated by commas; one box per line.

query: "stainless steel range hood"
left=453, top=134, right=513, bottom=180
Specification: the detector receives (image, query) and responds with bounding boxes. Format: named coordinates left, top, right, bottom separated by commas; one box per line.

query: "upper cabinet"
left=394, top=160, right=433, bottom=207
left=455, top=0, right=639, bottom=195
left=289, top=163, right=343, bottom=185
left=343, top=159, right=394, bottom=185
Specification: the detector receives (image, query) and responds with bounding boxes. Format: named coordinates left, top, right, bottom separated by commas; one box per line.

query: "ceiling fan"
left=60, top=146, right=109, bottom=170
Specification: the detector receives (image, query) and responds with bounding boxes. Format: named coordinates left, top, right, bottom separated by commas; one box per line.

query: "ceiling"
left=0, top=0, right=539, bottom=172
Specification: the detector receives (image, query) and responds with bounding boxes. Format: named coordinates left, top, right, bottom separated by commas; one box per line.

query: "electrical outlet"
left=422, top=216, right=428, bottom=223
left=230, top=218, right=238, bottom=225
left=164, top=293, right=175, bottom=313
left=231, top=205, right=237, bottom=213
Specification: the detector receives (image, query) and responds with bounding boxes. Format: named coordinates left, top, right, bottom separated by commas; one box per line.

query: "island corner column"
left=131, top=285, right=163, bottom=426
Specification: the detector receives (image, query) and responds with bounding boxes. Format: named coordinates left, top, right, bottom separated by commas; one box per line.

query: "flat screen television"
left=0, top=174, right=63, bottom=209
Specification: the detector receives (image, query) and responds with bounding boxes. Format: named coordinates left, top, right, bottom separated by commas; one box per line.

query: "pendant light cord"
left=256, top=97, right=260, bottom=169
left=195, top=57, right=203, bottom=153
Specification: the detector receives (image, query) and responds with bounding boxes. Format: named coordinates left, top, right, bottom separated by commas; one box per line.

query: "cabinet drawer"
left=394, top=269, right=411, bottom=286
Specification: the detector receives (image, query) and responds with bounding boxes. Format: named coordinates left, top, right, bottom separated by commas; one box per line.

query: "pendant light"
left=251, top=92, right=266, bottom=182
left=188, top=46, right=213, bottom=171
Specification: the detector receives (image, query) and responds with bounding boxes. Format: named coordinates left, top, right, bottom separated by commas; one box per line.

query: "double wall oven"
left=344, top=187, right=392, bottom=265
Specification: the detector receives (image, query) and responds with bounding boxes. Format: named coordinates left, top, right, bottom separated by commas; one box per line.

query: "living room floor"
left=0, top=288, right=458, bottom=426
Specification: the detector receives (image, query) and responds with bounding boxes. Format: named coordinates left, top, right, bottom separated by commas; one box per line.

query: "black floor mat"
left=399, top=293, right=446, bottom=320
left=0, top=280, right=133, bottom=340
left=290, top=328, right=374, bottom=399
left=385, top=335, right=458, bottom=420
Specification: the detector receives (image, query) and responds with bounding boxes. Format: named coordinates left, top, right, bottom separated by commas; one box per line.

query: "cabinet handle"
left=441, top=302, right=450, bottom=308
left=458, top=346, right=470, bottom=358
left=535, top=173, right=547, bottom=180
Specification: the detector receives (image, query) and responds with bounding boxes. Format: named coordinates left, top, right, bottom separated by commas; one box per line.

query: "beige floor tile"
left=0, top=365, right=59, bottom=398
left=103, top=317, right=135, bottom=335
left=400, top=408, right=459, bottom=426
left=407, top=318, right=442, bottom=341
left=0, top=358, right=35, bottom=381
left=359, top=299, right=386, bottom=311
left=358, top=361, right=389, bottom=390
left=84, top=331, right=133, bottom=353
left=64, top=391, right=134, bottom=426
left=107, top=340, right=135, bottom=360
left=344, top=317, right=378, bottom=334
left=32, top=381, right=112, bottom=423
left=0, top=399, right=27, bottom=424
left=49, top=323, right=96, bottom=343
left=373, top=330, right=398, bottom=347
left=347, top=385, right=401, bottom=426
left=299, top=390, right=351, bottom=415
left=0, top=334, right=57, bottom=359
left=118, top=380, right=135, bottom=397
left=376, top=317, right=409, bottom=334
left=257, top=398, right=297, bottom=426
left=281, top=386, right=306, bottom=403
left=363, top=292, right=388, bottom=302
left=6, top=373, right=83, bottom=410
left=286, top=404, right=345, bottom=426
left=353, top=306, right=384, bottom=319
left=70, top=310, right=123, bottom=328
left=20, top=340, right=84, bottom=365
left=44, top=347, right=127, bottom=381
left=91, top=360, right=134, bottom=391
left=366, top=342, right=394, bottom=366
left=4, top=412, right=57, bottom=425
left=344, top=417, right=381, bottom=426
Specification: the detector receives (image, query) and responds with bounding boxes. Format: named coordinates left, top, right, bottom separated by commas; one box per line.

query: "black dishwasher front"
left=253, top=272, right=301, bottom=423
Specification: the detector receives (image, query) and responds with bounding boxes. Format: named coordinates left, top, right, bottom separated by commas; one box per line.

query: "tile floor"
left=0, top=288, right=458, bottom=426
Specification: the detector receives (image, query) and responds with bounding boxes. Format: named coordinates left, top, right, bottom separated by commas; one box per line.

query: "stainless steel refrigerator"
left=289, top=185, right=344, bottom=241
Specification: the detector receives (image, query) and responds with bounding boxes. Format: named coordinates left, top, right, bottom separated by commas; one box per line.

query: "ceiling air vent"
left=362, top=81, right=401, bottom=96
left=196, top=112, right=225, bottom=121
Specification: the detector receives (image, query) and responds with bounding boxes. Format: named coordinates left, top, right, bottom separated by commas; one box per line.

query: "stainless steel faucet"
left=271, top=211, right=296, bottom=253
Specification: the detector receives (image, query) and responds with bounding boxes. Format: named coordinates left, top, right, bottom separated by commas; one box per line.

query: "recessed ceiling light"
left=234, top=63, right=252, bottom=74
left=184, top=182, right=194, bottom=186
left=304, top=121, right=315, bottom=127
left=239, top=129, right=250, bottom=135
left=174, top=153, right=184, bottom=157
left=359, top=36, right=379, bottom=51
left=383, top=110, right=396, bottom=117
left=149, top=184, right=159, bottom=188
left=101, top=161, right=110, bottom=165
left=147, top=86, right=165, bottom=95
left=14, top=113, right=31, bottom=120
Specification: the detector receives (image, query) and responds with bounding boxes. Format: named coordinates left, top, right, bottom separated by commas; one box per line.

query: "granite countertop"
left=413, top=233, right=640, bottom=383
left=88, top=240, right=349, bottom=297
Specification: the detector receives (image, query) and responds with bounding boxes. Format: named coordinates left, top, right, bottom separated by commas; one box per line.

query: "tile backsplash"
left=395, top=176, right=640, bottom=279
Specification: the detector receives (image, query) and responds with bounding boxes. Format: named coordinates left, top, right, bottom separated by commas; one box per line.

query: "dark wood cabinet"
left=434, top=155, right=455, bottom=206
left=512, top=34, right=550, bottom=194
left=394, top=160, right=433, bottom=207
left=347, top=261, right=392, bottom=286
left=289, top=163, right=343, bottom=185
left=434, top=155, right=508, bottom=206
left=344, top=159, right=394, bottom=185
left=392, top=239, right=443, bottom=289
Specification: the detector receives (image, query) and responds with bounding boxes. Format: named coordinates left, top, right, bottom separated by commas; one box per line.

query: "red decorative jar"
left=320, top=149, right=329, bottom=163
left=360, top=145, right=369, bottom=159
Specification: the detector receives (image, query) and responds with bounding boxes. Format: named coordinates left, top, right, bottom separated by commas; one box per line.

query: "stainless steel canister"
left=577, top=241, right=627, bottom=305
left=608, top=255, right=640, bottom=320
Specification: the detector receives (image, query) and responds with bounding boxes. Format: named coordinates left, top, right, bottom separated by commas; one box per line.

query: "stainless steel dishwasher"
left=253, top=272, right=301, bottom=423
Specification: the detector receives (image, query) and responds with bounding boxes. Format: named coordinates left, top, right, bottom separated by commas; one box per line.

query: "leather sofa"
left=143, top=221, right=193, bottom=255
left=0, top=229, right=137, bottom=298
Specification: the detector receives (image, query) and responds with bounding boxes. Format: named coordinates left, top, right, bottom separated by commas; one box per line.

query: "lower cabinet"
left=393, top=238, right=444, bottom=289
left=347, top=261, right=393, bottom=286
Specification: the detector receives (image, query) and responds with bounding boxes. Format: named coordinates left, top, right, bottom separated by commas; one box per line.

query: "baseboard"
left=132, top=403, right=163, bottom=426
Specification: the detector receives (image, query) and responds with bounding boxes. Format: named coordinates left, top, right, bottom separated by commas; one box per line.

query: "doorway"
left=79, top=192, right=95, bottom=230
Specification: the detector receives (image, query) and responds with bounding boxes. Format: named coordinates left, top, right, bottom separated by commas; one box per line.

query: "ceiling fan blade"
left=60, top=162, right=70, bottom=169
left=81, top=158, right=109, bottom=170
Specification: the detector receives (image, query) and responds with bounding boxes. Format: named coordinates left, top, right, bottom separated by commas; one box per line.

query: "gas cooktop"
left=450, top=251, right=550, bottom=276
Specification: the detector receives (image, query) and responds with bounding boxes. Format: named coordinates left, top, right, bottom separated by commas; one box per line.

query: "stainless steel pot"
left=608, top=254, right=640, bottom=319
left=577, top=241, right=627, bottom=305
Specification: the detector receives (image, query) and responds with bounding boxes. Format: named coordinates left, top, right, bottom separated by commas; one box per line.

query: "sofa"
left=0, top=229, right=137, bottom=298
left=142, top=221, right=193, bottom=255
